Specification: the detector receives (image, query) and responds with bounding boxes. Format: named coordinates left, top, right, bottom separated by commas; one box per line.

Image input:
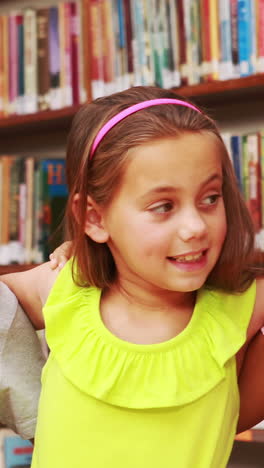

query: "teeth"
left=172, top=252, right=203, bottom=262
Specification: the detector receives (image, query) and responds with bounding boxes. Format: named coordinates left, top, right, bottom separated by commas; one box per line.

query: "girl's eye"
left=150, top=202, right=173, bottom=214
left=202, top=194, right=221, bottom=205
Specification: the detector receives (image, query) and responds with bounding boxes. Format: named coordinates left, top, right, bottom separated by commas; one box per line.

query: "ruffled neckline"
left=91, top=287, right=202, bottom=353
left=44, top=261, right=256, bottom=409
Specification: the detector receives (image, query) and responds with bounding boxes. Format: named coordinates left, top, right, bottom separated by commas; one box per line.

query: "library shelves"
left=1, top=75, right=264, bottom=271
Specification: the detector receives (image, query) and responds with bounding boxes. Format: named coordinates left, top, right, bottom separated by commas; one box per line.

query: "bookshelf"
left=0, top=2, right=263, bottom=466
left=1, top=74, right=264, bottom=274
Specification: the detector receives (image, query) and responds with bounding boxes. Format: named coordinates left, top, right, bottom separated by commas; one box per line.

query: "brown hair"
left=65, top=86, right=261, bottom=292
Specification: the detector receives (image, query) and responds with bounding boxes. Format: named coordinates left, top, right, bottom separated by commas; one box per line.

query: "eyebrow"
left=140, top=174, right=223, bottom=198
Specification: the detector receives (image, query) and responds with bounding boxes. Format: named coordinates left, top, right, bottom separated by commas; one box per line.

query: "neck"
left=102, top=277, right=196, bottom=317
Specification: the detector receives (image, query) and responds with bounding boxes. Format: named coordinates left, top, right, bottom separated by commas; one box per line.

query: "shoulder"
left=0, top=262, right=60, bottom=329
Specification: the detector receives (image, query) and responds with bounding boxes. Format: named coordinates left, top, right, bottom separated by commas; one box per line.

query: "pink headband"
left=89, top=98, right=201, bottom=159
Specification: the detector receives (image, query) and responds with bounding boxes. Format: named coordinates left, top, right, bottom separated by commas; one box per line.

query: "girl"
left=2, top=86, right=264, bottom=467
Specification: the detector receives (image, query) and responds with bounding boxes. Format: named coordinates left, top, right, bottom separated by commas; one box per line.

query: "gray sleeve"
left=0, top=282, right=46, bottom=439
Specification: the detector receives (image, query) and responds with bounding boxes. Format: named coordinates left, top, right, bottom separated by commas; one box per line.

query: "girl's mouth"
left=167, top=250, right=207, bottom=263
left=168, top=252, right=204, bottom=263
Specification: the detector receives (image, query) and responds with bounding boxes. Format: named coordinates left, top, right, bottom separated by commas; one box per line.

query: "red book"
left=89, top=0, right=104, bottom=98
left=257, top=0, right=264, bottom=72
left=200, top=0, right=212, bottom=82
left=123, top=0, right=133, bottom=86
left=176, top=0, right=188, bottom=85
left=70, top=1, right=80, bottom=105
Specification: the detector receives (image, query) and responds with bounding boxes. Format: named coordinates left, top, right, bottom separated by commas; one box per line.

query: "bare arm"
left=237, top=330, right=264, bottom=433
left=0, top=262, right=59, bottom=329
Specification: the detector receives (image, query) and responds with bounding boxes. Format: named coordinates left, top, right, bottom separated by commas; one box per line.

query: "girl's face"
left=101, top=132, right=227, bottom=296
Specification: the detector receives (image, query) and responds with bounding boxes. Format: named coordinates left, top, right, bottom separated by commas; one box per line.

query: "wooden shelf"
left=173, top=73, right=264, bottom=106
left=0, top=74, right=264, bottom=135
left=0, top=104, right=81, bottom=135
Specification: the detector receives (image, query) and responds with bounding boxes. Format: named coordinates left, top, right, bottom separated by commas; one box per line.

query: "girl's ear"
left=72, top=194, right=109, bottom=243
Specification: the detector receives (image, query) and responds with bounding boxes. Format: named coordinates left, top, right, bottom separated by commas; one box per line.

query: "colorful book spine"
left=89, top=0, right=104, bottom=99
left=230, top=0, right=240, bottom=77
left=16, top=13, right=25, bottom=114
left=9, top=156, right=20, bottom=242
left=230, top=135, right=243, bottom=192
left=260, top=130, right=264, bottom=229
left=247, top=133, right=262, bottom=230
left=69, top=1, right=81, bottom=104
left=177, top=0, right=188, bottom=85
left=167, top=0, right=180, bottom=86
left=101, top=0, right=115, bottom=94
left=257, top=0, right=264, bottom=72
left=0, top=16, right=4, bottom=117
left=218, top=0, right=233, bottom=80
left=209, top=0, right=220, bottom=81
left=2, top=15, right=9, bottom=116
left=200, top=0, right=212, bottom=82
left=123, top=0, right=134, bottom=86
left=237, top=0, right=254, bottom=77
left=189, top=0, right=202, bottom=85
left=25, top=157, right=34, bottom=263
left=75, top=0, right=87, bottom=103
left=49, top=6, right=61, bottom=110
left=36, top=8, right=50, bottom=110
left=39, top=159, right=68, bottom=261
left=8, top=12, right=18, bottom=115
left=1, top=156, right=12, bottom=244
left=116, top=0, right=130, bottom=90
left=24, top=8, right=38, bottom=114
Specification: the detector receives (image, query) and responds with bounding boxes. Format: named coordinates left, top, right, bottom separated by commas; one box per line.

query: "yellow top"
left=31, top=261, right=256, bottom=468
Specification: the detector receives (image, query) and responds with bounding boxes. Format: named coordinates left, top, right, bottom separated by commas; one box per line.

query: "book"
left=209, top=0, right=220, bottom=80
left=23, top=7, right=38, bottom=114
left=0, top=16, right=4, bottom=117
left=230, top=0, right=240, bottom=77
left=1, top=14, right=9, bottom=116
left=167, top=0, right=180, bottom=86
left=36, top=8, right=50, bottom=110
left=101, top=0, right=115, bottom=93
left=89, top=0, right=104, bottom=99
left=237, top=0, right=254, bottom=77
left=257, top=0, right=264, bottom=73
left=218, top=0, right=233, bottom=80
left=247, top=133, right=262, bottom=230
left=8, top=11, right=19, bottom=115
left=123, top=0, right=134, bottom=86
left=230, top=135, right=243, bottom=193
left=49, top=6, right=61, bottom=110
left=16, top=12, right=25, bottom=114
left=177, top=0, right=188, bottom=85
left=70, top=1, right=81, bottom=104
left=38, top=159, right=68, bottom=261
left=3, top=435, right=32, bottom=468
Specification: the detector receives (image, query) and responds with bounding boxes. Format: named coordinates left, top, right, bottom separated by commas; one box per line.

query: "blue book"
left=4, top=436, right=33, bottom=468
left=237, top=0, right=254, bottom=76
left=218, top=0, right=233, bottom=80
left=38, top=159, right=68, bottom=261
left=231, top=135, right=243, bottom=192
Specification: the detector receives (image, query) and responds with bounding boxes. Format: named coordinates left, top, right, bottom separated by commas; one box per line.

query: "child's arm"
left=0, top=282, right=46, bottom=439
left=237, top=330, right=264, bottom=433
left=0, top=262, right=59, bottom=330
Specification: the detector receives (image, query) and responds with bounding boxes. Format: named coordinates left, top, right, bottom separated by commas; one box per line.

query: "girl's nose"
left=177, top=208, right=208, bottom=241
